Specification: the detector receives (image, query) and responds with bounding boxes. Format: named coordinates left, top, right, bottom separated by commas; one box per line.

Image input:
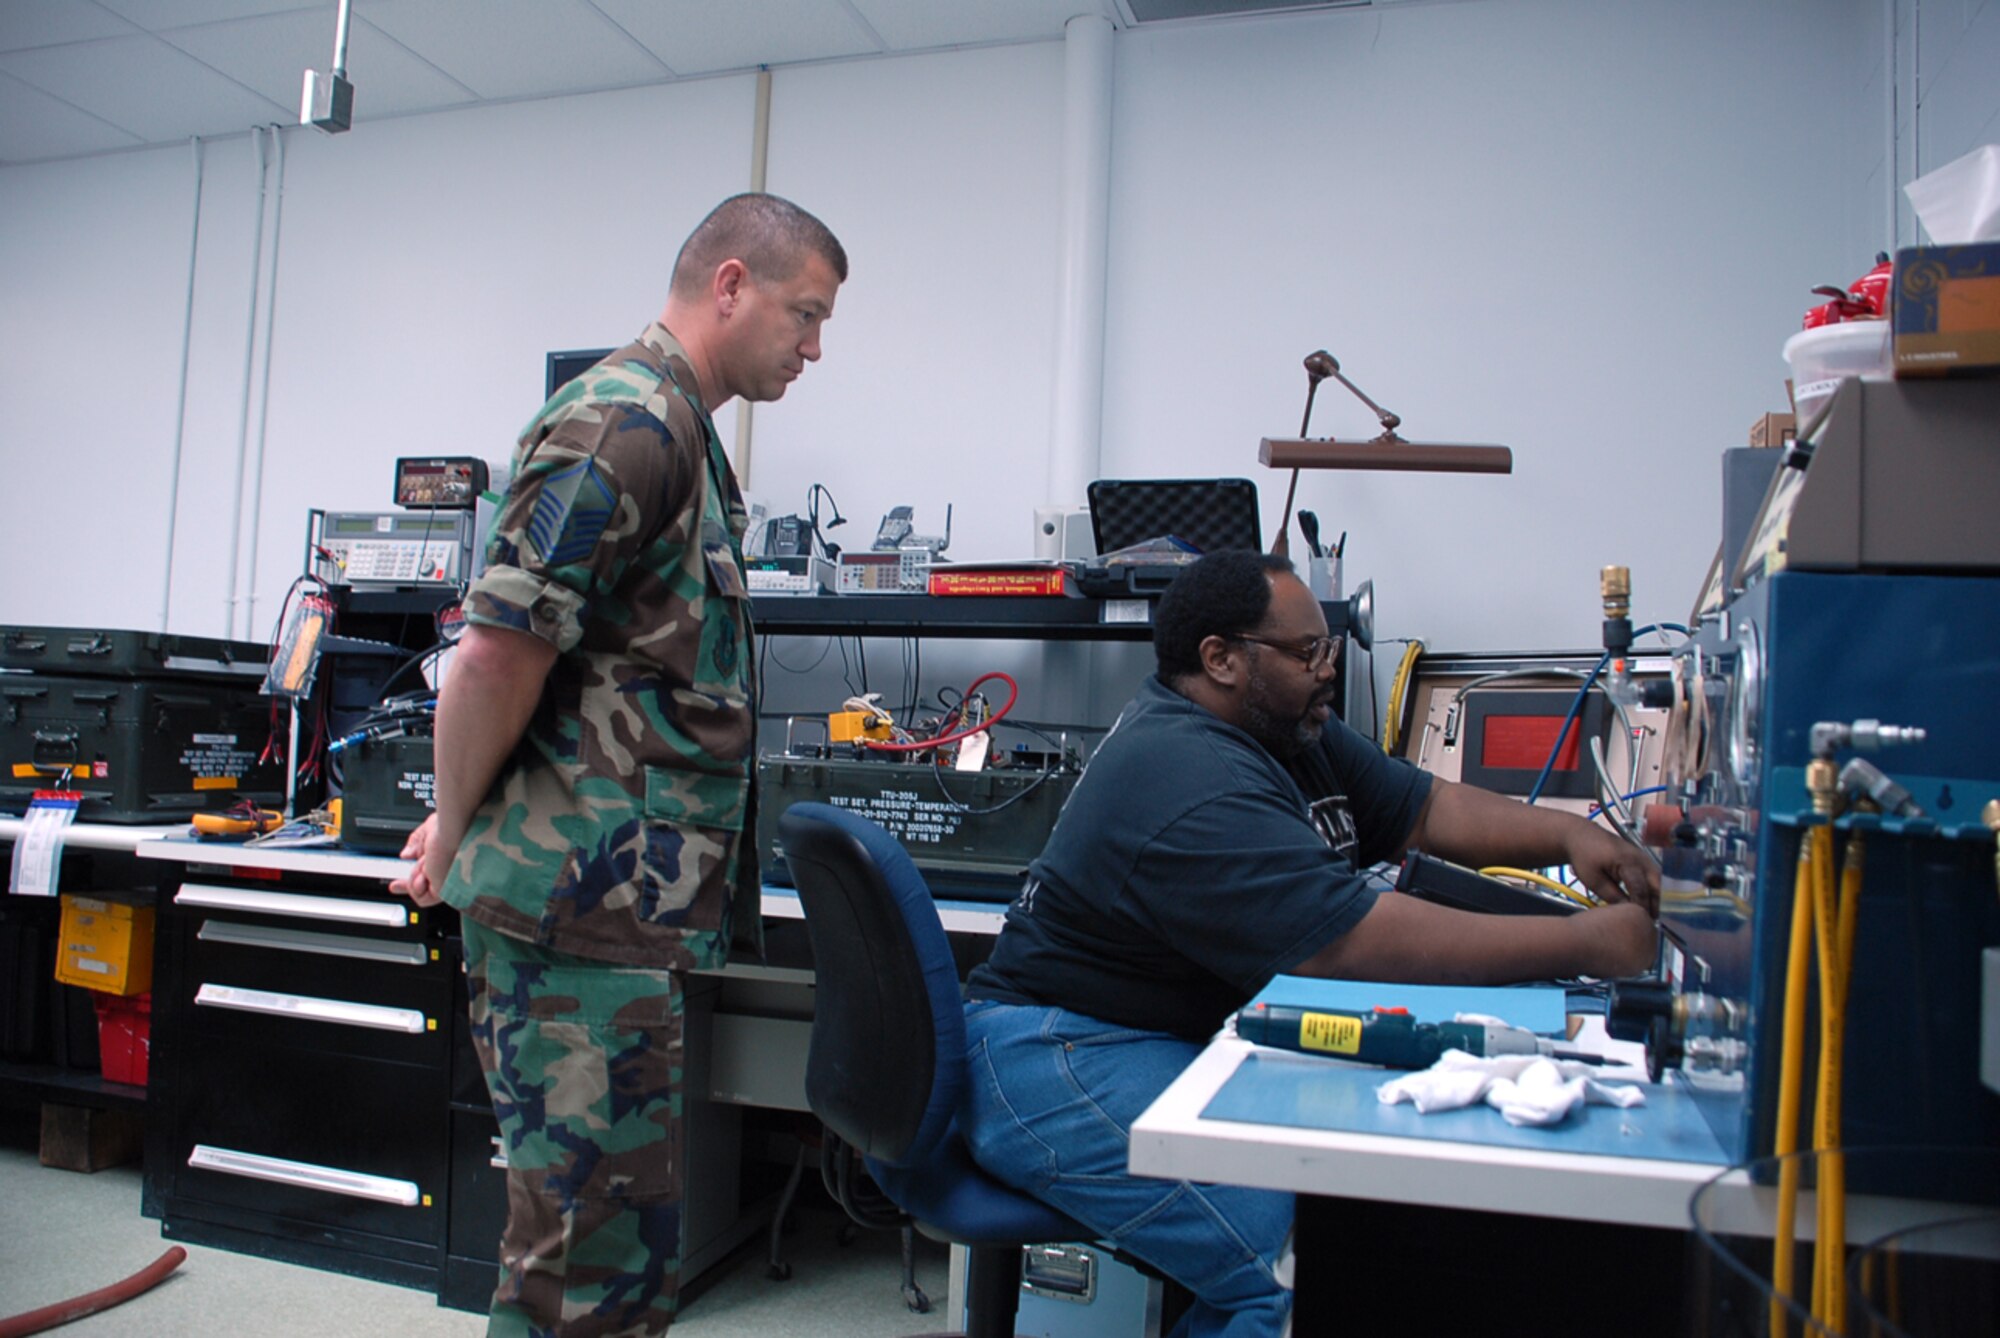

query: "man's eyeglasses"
left=1231, top=633, right=1340, bottom=672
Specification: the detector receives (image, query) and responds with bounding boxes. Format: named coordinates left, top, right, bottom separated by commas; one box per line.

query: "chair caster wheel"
left=766, top=1262, right=792, bottom=1281
left=903, top=1284, right=930, bottom=1314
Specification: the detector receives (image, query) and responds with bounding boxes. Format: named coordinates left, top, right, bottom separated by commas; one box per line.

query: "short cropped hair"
left=1153, top=549, right=1294, bottom=682
left=670, top=193, right=848, bottom=299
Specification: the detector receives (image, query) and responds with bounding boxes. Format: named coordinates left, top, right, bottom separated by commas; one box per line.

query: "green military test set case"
left=0, top=626, right=282, bottom=824
left=339, top=734, right=436, bottom=855
left=756, top=754, right=1079, bottom=901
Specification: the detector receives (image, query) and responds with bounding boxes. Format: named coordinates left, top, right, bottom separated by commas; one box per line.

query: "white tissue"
left=1376, top=1051, right=1646, bottom=1127
left=1904, top=144, right=2000, bottom=245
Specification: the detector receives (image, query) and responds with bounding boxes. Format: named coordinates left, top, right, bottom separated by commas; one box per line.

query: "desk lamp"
left=1267, top=349, right=1513, bottom=561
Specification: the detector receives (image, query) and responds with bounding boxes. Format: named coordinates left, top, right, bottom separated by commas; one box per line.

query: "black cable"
left=927, top=751, right=1062, bottom=816
left=764, top=635, right=835, bottom=677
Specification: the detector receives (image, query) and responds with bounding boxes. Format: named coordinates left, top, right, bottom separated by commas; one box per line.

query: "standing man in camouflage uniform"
left=390, top=193, right=846, bottom=1336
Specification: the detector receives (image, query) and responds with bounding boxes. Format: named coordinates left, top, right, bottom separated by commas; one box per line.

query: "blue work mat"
left=1202, top=1051, right=1728, bottom=1166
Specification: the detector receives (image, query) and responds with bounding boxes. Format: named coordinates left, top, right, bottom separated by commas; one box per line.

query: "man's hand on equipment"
left=1573, top=901, right=1660, bottom=979
left=1565, top=822, right=1660, bottom=915
left=388, top=813, right=445, bottom=908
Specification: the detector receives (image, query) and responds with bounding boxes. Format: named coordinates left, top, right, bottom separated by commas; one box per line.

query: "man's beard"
left=1241, top=666, right=1332, bottom=759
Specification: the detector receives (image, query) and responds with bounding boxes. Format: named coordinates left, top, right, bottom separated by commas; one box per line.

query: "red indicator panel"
left=1481, top=715, right=1581, bottom=772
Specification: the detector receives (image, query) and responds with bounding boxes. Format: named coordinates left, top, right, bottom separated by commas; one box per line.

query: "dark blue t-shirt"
left=966, top=675, right=1433, bottom=1041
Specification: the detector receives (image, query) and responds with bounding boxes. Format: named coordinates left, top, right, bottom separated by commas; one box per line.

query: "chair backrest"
left=777, top=802, right=966, bottom=1170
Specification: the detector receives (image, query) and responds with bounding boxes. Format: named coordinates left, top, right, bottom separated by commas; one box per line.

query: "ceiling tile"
left=592, top=0, right=879, bottom=76
left=94, top=0, right=322, bottom=30
left=849, top=0, right=1107, bottom=50
left=361, top=0, right=668, bottom=99
left=0, top=69, right=143, bottom=161
left=0, top=0, right=139, bottom=53
left=0, top=33, right=288, bottom=140
left=164, top=11, right=474, bottom=119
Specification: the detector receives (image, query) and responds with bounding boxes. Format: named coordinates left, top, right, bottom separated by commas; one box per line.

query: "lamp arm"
left=1328, top=368, right=1403, bottom=439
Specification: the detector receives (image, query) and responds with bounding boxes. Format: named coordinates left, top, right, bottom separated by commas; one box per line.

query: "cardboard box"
left=39, top=1101, right=144, bottom=1172
left=1748, top=413, right=1795, bottom=448
left=53, top=894, right=153, bottom=996
left=1893, top=242, right=2000, bottom=376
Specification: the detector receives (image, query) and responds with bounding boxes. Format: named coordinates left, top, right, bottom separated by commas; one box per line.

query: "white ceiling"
left=0, top=0, right=1369, bottom=167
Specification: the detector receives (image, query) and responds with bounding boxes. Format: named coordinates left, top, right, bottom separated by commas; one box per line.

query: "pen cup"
left=1309, top=555, right=1342, bottom=602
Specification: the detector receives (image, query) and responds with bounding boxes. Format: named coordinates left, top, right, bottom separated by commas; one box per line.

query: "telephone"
left=767, top=515, right=808, bottom=557
left=872, top=506, right=914, bottom=551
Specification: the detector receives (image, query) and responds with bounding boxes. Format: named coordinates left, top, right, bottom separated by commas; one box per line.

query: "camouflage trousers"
left=463, top=919, right=687, bottom=1337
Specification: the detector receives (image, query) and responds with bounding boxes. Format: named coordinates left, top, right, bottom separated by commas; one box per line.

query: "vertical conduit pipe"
left=1044, top=16, right=1115, bottom=728
left=1886, top=0, right=1898, bottom=250
left=1046, top=14, right=1114, bottom=510
left=161, top=136, right=206, bottom=633
left=226, top=127, right=273, bottom=638
left=734, top=67, right=774, bottom=488
left=244, top=124, right=289, bottom=641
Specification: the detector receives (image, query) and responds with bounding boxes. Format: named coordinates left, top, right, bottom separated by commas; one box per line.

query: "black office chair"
left=777, top=801, right=1100, bottom=1338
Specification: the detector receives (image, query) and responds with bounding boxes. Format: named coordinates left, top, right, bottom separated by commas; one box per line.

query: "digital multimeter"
left=394, top=457, right=489, bottom=510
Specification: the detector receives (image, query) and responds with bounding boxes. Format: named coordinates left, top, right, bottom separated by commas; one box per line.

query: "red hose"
left=859, top=671, right=1019, bottom=754
left=0, top=1245, right=187, bottom=1337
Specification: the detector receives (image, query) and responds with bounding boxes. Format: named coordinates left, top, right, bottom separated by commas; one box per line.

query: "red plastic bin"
left=92, top=991, right=151, bottom=1087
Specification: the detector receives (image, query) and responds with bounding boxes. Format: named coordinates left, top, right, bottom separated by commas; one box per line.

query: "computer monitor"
left=544, top=347, right=615, bottom=400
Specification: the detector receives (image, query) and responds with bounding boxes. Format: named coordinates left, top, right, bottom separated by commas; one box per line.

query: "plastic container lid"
left=1783, top=320, right=1891, bottom=425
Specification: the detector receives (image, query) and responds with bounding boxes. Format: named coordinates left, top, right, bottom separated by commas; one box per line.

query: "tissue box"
left=1747, top=413, right=1794, bottom=448
left=1893, top=243, right=2000, bottom=376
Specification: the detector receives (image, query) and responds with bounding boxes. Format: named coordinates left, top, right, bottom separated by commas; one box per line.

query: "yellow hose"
left=1478, top=867, right=1597, bottom=906
left=1770, top=833, right=1818, bottom=1331
left=1381, top=640, right=1423, bottom=755
left=1811, top=833, right=1864, bottom=1331
left=1810, top=824, right=1843, bottom=1322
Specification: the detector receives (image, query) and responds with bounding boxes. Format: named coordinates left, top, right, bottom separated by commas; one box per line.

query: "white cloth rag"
left=1376, top=1050, right=1646, bottom=1127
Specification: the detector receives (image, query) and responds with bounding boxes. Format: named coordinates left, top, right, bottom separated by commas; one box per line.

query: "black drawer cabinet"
left=144, top=850, right=459, bottom=1291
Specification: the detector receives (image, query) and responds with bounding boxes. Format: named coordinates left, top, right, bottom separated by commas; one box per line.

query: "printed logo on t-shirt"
left=1306, top=793, right=1359, bottom=864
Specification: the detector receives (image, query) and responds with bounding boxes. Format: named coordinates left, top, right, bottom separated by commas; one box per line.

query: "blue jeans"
left=963, top=1000, right=1293, bottom=1338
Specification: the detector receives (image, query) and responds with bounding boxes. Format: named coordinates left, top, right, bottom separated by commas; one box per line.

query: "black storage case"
left=0, top=626, right=279, bottom=824
left=0, top=675, right=284, bottom=823
left=0, top=626, right=268, bottom=681
left=340, top=734, right=436, bottom=855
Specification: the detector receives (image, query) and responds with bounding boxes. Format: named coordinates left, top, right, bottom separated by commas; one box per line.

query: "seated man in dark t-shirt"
left=962, top=549, right=1658, bottom=1338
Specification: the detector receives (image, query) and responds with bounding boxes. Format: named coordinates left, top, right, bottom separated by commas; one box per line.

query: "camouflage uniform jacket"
left=442, top=323, right=761, bottom=970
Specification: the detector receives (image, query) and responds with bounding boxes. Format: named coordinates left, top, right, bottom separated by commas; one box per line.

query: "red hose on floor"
left=0, top=1245, right=187, bottom=1337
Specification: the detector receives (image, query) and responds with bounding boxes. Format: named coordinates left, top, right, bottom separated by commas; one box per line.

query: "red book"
left=927, top=566, right=1069, bottom=597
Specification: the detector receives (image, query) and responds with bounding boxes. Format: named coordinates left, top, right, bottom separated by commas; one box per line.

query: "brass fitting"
left=1806, top=756, right=1841, bottom=817
left=1600, top=565, right=1631, bottom=620
left=1985, top=798, right=2000, bottom=900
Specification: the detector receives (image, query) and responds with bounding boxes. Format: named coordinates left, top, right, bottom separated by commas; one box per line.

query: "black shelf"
left=751, top=593, right=1156, bottom=641
left=0, top=1059, right=145, bottom=1111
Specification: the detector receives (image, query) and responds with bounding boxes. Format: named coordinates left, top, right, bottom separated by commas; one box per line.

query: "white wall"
left=2, top=0, right=1991, bottom=733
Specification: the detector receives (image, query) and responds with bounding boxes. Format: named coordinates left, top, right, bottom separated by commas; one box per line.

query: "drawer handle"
left=195, top=983, right=427, bottom=1034
left=176, top=883, right=409, bottom=928
left=197, top=920, right=427, bottom=967
left=188, top=1144, right=421, bottom=1206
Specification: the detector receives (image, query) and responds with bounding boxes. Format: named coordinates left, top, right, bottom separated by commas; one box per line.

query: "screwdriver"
left=1234, top=1003, right=1541, bottom=1069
